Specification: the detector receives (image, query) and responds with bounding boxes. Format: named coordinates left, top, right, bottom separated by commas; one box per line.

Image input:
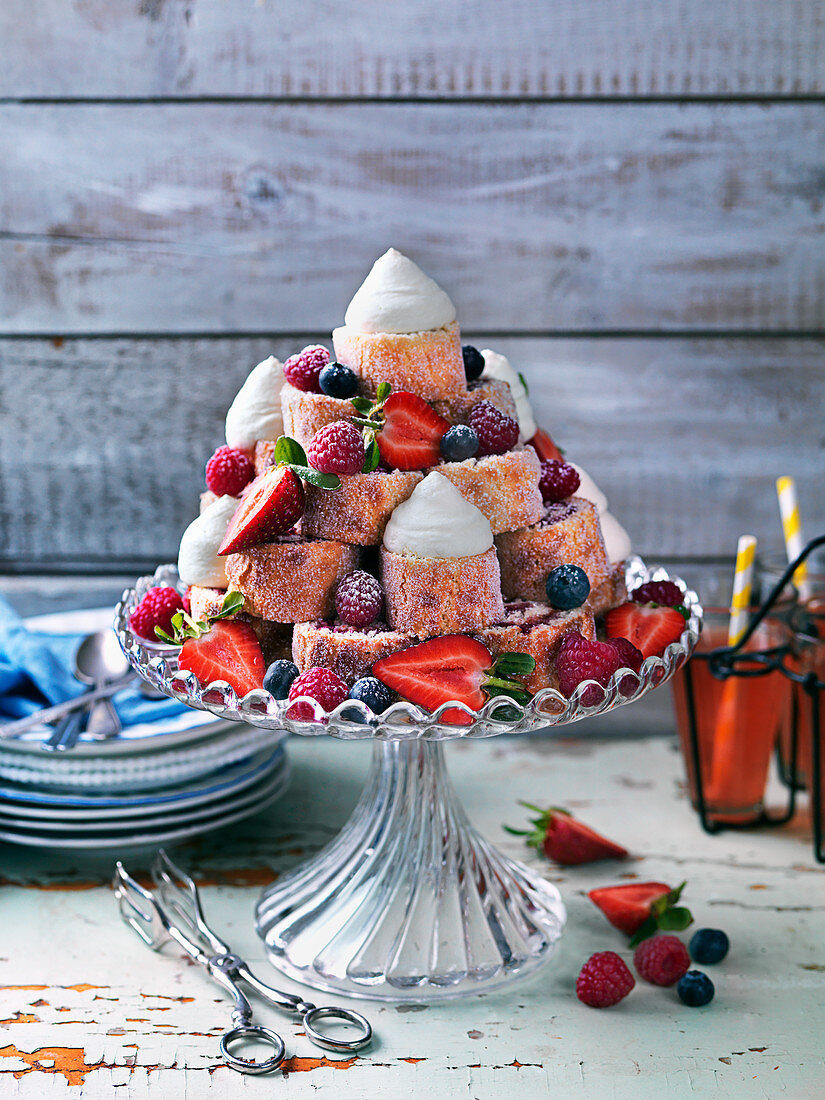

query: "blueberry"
left=263, top=659, right=299, bottom=699
left=462, top=345, right=485, bottom=382
left=348, top=676, right=394, bottom=714
left=545, top=564, right=591, bottom=610
left=319, top=362, right=358, bottom=399
left=440, top=425, right=479, bottom=463
left=677, top=970, right=714, bottom=1007
left=690, top=928, right=729, bottom=965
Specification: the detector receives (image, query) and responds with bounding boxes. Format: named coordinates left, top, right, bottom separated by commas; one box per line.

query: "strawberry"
left=505, top=803, right=628, bottom=865
left=604, top=602, right=687, bottom=659
left=218, top=466, right=304, bottom=555
left=178, top=619, right=266, bottom=697
left=351, top=387, right=449, bottom=471
left=588, top=881, right=693, bottom=946
left=528, top=426, right=563, bottom=462
left=372, top=636, right=535, bottom=726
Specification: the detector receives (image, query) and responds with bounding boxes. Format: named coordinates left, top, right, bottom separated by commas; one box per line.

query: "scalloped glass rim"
left=114, top=558, right=702, bottom=740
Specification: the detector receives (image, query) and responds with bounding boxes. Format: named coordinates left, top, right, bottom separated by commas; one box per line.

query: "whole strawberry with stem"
left=505, top=802, right=628, bottom=865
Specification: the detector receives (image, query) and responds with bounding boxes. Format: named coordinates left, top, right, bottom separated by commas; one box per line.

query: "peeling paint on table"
left=1, top=735, right=823, bottom=1098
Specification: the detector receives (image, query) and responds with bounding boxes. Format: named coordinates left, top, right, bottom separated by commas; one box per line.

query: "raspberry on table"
left=307, top=421, right=366, bottom=475
left=606, top=636, right=644, bottom=697
left=461, top=345, right=485, bottom=382
left=287, top=666, right=348, bottom=720
left=205, top=445, right=254, bottom=497
left=335, top=570, right=384, bottom=627
left=631, top=580, right=684, bottom=607
left=576, top=951, right=635, bottom=1008
left=556, top=631, right=620, bottom=706
left=129, top=586, right=186, bottom=641
left=469, top=400, right=519, bottom=456
left=634, top=935, right=691, bottom=987
left=284, top=345, right=330, bottom=393
left=539, top=459, right=581, bottom=503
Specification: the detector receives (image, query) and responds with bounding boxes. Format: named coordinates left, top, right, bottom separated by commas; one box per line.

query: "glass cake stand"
left=115, top=559, right=701, bottom=1001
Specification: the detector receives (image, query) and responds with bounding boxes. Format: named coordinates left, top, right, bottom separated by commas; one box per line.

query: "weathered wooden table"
left=2, top=724, right=823, bottom=1098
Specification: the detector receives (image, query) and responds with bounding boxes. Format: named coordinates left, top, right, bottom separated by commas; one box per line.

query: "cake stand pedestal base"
left=255, top=740, right=566, bottom=1001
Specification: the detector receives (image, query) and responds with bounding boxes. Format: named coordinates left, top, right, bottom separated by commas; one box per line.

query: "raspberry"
left=129, top=586, right=186, bottom=641
left=539, top=460, right=581, bottom=503
left=605, top=636, right=644, bottom=697
left=287, top=667, right=348, bottom=720
left=631, top=580, right=684, bottom=608
left=469, top=401, right=519, bottom=456
left=335, top=570, right=384, bottom=627
left=283, top=344, right=330, bottom=392
left=634, top=935, right=691, bottom=987
left=576, top=951, right=635, bottom=1008
left=306, top=421, right=365, bottom=475
left=205, top=445, right=254, bottom=497
left=556, top=631, right=620, bottom=706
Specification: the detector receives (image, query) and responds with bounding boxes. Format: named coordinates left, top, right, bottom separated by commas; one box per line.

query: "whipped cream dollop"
left=225, top=356, right=285, bottom=451
left=383, top=472, right=493, bottom=559
left=570, top=463, right=631, bottom=563
left=344, top=248, right=457, bottom=334
left=480, top=349, right=537, bottom=442
left=178, top=495, right=239, bottom=588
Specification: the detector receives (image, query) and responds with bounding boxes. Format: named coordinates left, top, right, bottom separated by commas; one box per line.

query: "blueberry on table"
left=690, top=928, right=730, bottom=964
left=319, top=362, right=359, bottom=399
left=440, top=425, right=479, bottom=462
left=462, top=345, right=485, bottom=382
left=348, top=676, right=394, bottom=715
left=545, top=564, right=591, bottom=610
left=263, top=659, right=300, bottom=699
left=677, top=970, right=715, bottom=1007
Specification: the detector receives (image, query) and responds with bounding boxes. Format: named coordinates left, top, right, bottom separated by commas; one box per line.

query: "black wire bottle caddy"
left=681, top=534, right=824, bottom=863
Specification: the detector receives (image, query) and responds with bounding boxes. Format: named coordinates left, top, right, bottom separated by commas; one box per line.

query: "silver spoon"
left=43, top=630, right=131, bottom=752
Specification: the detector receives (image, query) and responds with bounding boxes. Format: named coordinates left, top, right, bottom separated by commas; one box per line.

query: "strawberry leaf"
left=362, top=437, right=381, bottom=473
left=376, top=381, right=392, bottom=403
left=350, top=396, right=373, bottom=414
left=212, top=591, right=245, bottom=619
left=154, top=626, right=178, bottom=644
left=657, top=907, right=694, bottom=932
left=518, top=371, right=529, bottom=395
left=628, top=915, right=659, bottom=948
left=493, top=652, right=536, bottom=677
left=274, top=436, right=307, bottom=467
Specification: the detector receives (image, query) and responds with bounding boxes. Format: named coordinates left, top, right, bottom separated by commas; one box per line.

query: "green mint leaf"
left=362, top=437, right=381, bottom=473
left=376, top=381, right=392, bottom=403
left=628, top=915, right=658, bottom=948
left=289, top=466, right=341, bottom=491
left=211, top=591, right=245, bottom=621
left=274, top=436, right=307, bottom=468
left=494, top=652, right=537, bottom=677
left=518, top=371, right=530, bottom=395
left=657, top=907, right=694, bottom=932
left=350, top=396, right=373, bottom=414
left=154, top=626, right=179, bottom=645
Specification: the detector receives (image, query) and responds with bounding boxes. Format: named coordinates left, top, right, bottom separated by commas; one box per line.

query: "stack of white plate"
left=0, top=608, right=289, bottom=849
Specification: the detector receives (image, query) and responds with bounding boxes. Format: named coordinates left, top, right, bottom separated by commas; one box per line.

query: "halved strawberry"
left=588, top=881, right=693, bottom=945
left=506, top=803, right=628, bottom=865
left=375, top=392, right=449, bottom=471
left=178, top=619, right=266, bottom=697
left=604, top=602, right=686, bottom=659
left=528, top=426, right=563, bottom=462
left=218, top=467, right=304, bottom=555
left=372, top=636, right=533, bottom=726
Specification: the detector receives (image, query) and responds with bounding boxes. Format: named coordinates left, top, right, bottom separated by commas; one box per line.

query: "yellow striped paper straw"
left=776, top=476, right=810, bottom=599
left=728, top=534, right=757, bottom=647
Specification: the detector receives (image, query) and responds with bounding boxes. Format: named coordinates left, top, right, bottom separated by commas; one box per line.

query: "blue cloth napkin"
left=0, top=595, right=189, bottom=727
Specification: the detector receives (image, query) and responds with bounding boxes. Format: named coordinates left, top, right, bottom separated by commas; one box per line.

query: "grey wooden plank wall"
left=0, top=1, right=823, bottom=569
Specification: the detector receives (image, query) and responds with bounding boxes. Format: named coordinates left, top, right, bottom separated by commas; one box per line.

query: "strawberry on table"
left=218, top=466, right=305, bottom=555
left=604, top=601, right=688, bottom=659
left=178, top=619, right=266, bottom=697
left=588, top=881, right=693, bottom=946
left=505, top=803, right=628, bottom=865
left=372, top=635, right=535, bottom=725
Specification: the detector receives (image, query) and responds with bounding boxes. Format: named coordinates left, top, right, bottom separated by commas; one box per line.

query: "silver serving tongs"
left=114, top=849, right=372, bottom=1075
